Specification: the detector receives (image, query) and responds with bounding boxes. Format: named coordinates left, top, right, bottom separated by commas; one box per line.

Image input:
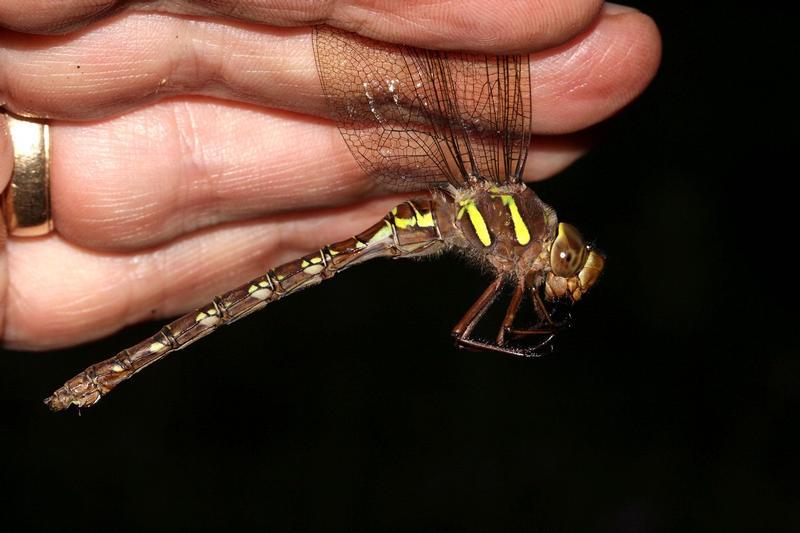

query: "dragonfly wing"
left=313, top=26, right=532, bottom=192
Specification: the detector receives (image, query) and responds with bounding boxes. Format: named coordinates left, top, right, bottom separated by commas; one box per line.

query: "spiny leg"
left=532, top=286, right=556, bottom=327
left=452, top=277, right=548, bottom=358
left=501, top=288, right=566, bottom=355
left=504, top=287, right=558, bottom=337
left=451, top=277, right=505, bottom=351
left=509, top=288, right=573, bottom=333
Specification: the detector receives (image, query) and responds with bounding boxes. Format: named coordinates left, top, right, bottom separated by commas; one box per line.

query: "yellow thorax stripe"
left=457, top=199, right=492, bottom=247
left=486, top=189, right=531, bottom=246
left=498, top=194, right=531, bottom=246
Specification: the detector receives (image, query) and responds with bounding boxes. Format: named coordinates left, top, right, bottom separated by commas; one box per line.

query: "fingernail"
left=604, top=3, right=640, bottom=15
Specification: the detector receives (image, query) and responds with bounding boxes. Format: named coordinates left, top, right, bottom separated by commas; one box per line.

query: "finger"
left=0, top=0, right=120, bottom=34
left=50, top=99, right=588, bottom=251
left=0, top=6, right=661, bottom=133
left=0, top=0, right=603, bottom=52
left=533, top=3, right=661, bottom=134
left=51, top=99, right=375, bottom=250
left=3, top=194, right=403, bottom=350
left=526, top=134, right=590, bottom=181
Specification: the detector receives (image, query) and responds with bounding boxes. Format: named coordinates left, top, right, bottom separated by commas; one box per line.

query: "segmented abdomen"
left=45, top=198, right=447, bottom=411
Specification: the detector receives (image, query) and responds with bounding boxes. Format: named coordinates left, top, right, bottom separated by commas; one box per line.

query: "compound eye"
left=550, top=223, right=589, bottom=278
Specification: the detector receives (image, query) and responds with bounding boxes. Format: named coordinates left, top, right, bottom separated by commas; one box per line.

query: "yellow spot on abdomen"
left=149, top=341, right=166, bottom=352
left=248, top=281, right=273, bottom=301
left=303, top=264, right=325, bottom=275
left=410, top=203, right=435, bottom=227
left=367, top=221, right=394, bottom=244
left=196, top=310, right=221, bottom=327
left=393, top=216, right=415, bottom=229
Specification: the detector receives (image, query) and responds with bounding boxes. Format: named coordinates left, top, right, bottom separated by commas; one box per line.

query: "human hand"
left=0, top=1, right=660, bottom=350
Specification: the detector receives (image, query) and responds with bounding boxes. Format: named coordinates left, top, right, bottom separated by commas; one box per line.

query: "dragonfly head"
left=544, top=222, right=604, bottom=302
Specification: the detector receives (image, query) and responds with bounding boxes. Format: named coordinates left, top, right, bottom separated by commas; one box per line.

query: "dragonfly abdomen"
left=45, top=197, right=447, bottom=411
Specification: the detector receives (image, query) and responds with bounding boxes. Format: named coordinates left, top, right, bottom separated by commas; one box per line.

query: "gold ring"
left=2, top=112, right=54, bottom=237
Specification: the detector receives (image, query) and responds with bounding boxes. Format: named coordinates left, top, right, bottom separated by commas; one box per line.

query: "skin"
left=0, top=0, right=661, bottom=350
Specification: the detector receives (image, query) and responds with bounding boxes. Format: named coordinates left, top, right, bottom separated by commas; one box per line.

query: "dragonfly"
left=45, top=26, right=605, bottom=412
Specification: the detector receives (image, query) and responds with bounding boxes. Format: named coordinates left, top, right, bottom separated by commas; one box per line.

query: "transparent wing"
left=313, top=26, right=532, bottom=192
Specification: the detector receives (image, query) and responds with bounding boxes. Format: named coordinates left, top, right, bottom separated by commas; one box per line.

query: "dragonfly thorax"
left=446, top=184, right=556, bottom=279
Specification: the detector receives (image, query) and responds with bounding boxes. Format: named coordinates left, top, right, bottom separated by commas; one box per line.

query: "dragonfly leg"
left=496, top=280, right=525, bottom=346
left=453, top=277, right=570, bottom=358
left=451, top=276, right=505, bottom=348
left=452, top=277, right=551, bottom=358
left=507, top=288, right=572, bottom=334
left=500, top=288, right=572, bottom=355
left=504, top=287, right=556, bottom=337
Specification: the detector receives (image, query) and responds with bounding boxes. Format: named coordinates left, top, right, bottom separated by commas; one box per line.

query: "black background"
left=2, top=2, right=796, bottom=531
